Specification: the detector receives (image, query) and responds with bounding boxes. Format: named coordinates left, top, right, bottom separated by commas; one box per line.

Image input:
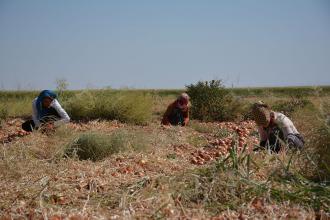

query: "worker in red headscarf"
left=162, top=93, right=190, bottom=126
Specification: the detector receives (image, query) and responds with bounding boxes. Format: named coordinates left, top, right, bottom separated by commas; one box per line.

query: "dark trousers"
left=287, top=133, right=305, bottom=149
left=260, top=127, right=304, bottom=152
left=168, top=108, right=184, bottom=126
left=22, top=120, right=36, bottom=132
left=22, top=107, right=60, bottom=132
left=260, top=127, right=284, bottom=152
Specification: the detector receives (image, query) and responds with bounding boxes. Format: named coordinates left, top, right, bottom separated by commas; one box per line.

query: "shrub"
left=186, top=80, right=245, bottom=122
left=65, top=129, right=150, bottom=161
left=94, top=91, right=153, bottom=125
left=64, top=90, right=153, bottom=125
left=64, top=91, right=97, bottom=120
left=66, top=132, right=125, bottom=161
left=0, top=98, right=32, bottom=118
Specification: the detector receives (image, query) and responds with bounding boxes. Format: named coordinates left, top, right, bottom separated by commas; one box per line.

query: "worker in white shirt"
left=252, top=102, right=304, bottom=152
left=22, top=90, right=70, bottom=132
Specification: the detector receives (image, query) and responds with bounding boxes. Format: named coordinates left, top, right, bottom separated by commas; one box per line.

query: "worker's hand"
left=161, top=124, right=171, bottom=129
left=40, top=122, right=55, bottom=133
left=46, top=123, right=55, bottom=130
left=182, top=119, right=189, bottom=126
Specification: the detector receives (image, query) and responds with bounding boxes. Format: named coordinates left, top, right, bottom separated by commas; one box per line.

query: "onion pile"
left=0, top=119, right=29, bottom=143
left=191, top=120, right=258, bottom=165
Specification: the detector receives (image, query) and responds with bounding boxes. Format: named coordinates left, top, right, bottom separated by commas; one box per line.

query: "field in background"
left=0, top=86, right=329, bottom=219
left=1, top=85, right=330, bottom=119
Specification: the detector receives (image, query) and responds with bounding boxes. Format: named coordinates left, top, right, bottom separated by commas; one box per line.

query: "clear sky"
left=0, top=0, right=329, bottom=90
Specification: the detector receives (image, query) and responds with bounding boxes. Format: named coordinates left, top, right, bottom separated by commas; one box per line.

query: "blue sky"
left=0, top=0, right=329, bottom=90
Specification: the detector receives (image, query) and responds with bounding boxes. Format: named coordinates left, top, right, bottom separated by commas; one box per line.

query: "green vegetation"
left=63, top=91, right=97, bottom=120
left=40, top=90, right=153, bottom=125
left=1, top=85, right=330, bottom=218
left=175, top=148, right=330, bottom=214
left=229, top=85, right=330, bottom=97
left=271, top=96, right=312, bottom=117
left=66, top=132, right=118, bottom=161
left=186, top=80, right=245, bottom=121
left=64, top=90, right=153, bottom=125
left=0, top=104, right=8, bottom=121
left=0, top=85, right=329, bottom=119
left=65, top=129, right=150, bottom=161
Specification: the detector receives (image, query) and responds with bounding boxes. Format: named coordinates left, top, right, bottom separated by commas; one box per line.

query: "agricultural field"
left=0, top=86, right=329, bottom=219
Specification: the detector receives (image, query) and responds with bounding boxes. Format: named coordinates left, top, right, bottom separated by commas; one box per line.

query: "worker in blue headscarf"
left=22, top=90, right=70, bottom=132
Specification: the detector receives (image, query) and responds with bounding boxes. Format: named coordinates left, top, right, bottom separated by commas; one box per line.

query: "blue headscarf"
left=36, top=90, right=57, bottom=120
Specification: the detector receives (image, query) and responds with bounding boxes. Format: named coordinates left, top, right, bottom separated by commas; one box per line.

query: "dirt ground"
left=0, top=118, right=324, bottom=219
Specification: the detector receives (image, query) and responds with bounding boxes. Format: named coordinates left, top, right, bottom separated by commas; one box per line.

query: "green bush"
left=63, top=91, right=97, bottom=120
left=64, top=90, right=153, bottom=125
left=94, top=91, right=153, bottom=125
left=186, top=80, right=245, bottom=122
left=66, top=132, right=121, bottom=161
left=0, top=97, right=32, bottom=118
left=65, top=130, right=149, bottom=161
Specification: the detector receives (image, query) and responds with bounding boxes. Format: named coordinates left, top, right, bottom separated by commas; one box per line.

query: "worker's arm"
left=258, top=126, right=268, bottom=147
left=51, top=99, right=70, bottom=126
left=182, top=107, right=189, bottom=126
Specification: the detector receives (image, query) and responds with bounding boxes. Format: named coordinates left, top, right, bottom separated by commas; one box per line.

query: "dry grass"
left=0, top=93, right=329, bottom=219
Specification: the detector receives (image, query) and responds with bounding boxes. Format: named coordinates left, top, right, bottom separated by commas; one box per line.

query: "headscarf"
left=251, top=102, right=271, bottom=127
left=36, top=90, right=57, bottom=120
left=176, top=93, right=190, bottom=110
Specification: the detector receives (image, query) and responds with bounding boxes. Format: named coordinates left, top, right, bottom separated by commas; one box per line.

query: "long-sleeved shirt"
left=32, top=98, right=70, bottom=127
left=258, top=112, right=299, bottom=141
left=161, top=101, right=189, bottom=126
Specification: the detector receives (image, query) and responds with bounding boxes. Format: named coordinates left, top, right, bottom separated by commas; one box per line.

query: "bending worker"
left=251, top=102, right=304, bottom=152
left=162, top=93, right=190, bottom=126
left=22, top=90, right=70, bottom=132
